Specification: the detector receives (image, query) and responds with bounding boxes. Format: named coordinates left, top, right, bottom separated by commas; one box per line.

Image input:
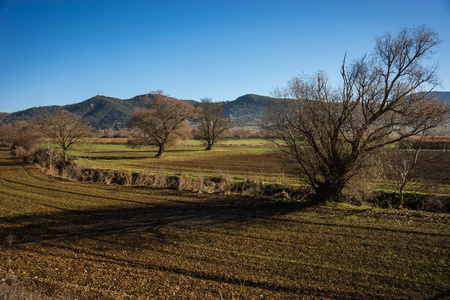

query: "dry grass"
left=48, top=162, right=306, bottom=201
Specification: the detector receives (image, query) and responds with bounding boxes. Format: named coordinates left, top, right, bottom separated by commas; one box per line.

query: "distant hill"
left=223, top=94, right=276, bottom=127
left=430, top=91, right=450, bottom=104
left=65, top=95, right=148, bottom=129
left=1, top=92, right=448, bottom=130
left=0, top=95, right=149, bottom=130
left=0, top=93, right=274, bottom=129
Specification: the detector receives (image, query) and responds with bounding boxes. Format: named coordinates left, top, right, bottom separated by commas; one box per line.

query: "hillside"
left=431, top=91, right=450, bottom=104
left=0, top=95, right=149, bottom=129
left=0, top=93, right=273, bottom=129
left=65, top=95, right=148, bottom=129
left=1, top=92, right=448, bottom=130
left=223, top=94, right=276, bottom=127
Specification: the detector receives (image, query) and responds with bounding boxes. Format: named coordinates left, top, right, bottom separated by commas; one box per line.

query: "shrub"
left=368, top=190, right=449, bottom=213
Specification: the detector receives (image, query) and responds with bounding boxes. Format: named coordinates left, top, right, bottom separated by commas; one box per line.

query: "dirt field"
left=0, top=148, right=449, bottom=299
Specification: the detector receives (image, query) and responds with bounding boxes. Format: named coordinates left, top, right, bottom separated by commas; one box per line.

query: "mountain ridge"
left=0, top=93, right=276, bottom=129
left=1, top=91, right=448, bottom=129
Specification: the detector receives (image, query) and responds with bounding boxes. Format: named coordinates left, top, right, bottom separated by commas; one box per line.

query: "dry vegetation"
left=1, top=147, right=449, bottom=299
left=60, top=141, right=450, bottom=211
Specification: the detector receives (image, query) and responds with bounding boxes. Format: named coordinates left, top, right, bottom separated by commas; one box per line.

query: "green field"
left=0, top=147, right=449, bottom=299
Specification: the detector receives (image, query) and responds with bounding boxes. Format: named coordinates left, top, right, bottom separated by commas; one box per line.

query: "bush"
left=37, top=163, right=311, bottom=202
left=368, top=190, right=449, bottom=213
left=14, top=145, right=42, bottom=163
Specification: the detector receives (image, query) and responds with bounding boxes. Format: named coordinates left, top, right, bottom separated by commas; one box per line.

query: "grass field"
left=71, top=140, right=289, bottom=182
left=70, top=140, right=450, bottom=194
left=1, top=147, right=449, bottom=299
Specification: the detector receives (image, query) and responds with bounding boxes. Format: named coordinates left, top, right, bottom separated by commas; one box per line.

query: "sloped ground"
left=0, top=148, right=449, bottom=299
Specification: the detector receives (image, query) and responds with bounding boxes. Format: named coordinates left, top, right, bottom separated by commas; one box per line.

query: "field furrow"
left=0, top=147, right=449, bottom=299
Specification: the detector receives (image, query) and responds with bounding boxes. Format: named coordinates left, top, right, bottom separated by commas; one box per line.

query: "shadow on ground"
left=0, top=191, right=315, bottom=246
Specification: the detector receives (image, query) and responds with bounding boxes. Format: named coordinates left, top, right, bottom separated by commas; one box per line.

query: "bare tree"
left=195, top=98, right=231, bottom=150
left=0, top=121, right=41, bottom=149
left=263, top=26, right=449, bottom=203
left=388, top=133, right=446, bottom=208
left=37, top=110, right=91, bottom=164
left=127, top=91, right=195, bottom=157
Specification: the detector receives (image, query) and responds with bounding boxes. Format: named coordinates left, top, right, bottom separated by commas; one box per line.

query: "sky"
left=0, top=0, right=449, bottom=113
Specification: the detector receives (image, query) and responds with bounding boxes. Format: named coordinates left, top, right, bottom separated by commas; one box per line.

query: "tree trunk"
left=398, top=186, right=405, bottom=208
left=205, top=141, right=213, bottom=150
left=62, top=148, right=69, bottom=165
left=156, top=143, right=165, bottom=157
left=314, top=179, right=346, bottom=203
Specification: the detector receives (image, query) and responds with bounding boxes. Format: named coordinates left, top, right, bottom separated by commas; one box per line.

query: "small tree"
left=263, top=26, right=449, bottom=203
left=127, top=91, right=195, bottom=157
left=388, top=133, right=447, bottom=208
left=37, top=110, right=91, bottom=164
left=195, top=98, right=231, bottom=150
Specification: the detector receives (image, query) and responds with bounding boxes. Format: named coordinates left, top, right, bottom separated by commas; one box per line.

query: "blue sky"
left=1, top=0, right=449, bottom=113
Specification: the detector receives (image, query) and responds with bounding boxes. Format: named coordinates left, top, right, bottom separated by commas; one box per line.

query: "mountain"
left=223, top=94, right=276, bottom=127
left=0, top=95, right=149, bottom=129
left=1, top=92, right=448, bottom=130
left=0, top=93, right=273, bottom=129
left=430, top=91, right=450, bottom=104
left=65, top=95, right=148, bottom=129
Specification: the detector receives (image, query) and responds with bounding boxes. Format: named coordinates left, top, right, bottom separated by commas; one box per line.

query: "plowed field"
left=0, top=148, right=449, bottom=299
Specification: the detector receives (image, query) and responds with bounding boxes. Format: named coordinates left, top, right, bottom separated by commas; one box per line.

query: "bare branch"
left=127, top=91, right=195, bottom=157
left=263, top=25, right=448, bottom=202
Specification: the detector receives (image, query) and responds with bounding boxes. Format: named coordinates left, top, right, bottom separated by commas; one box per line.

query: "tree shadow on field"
left=0, top=192, right=330, bottom=297
left=0, top=160, right=27, bottom=167
left=0, top=192, right=315, bottom=247
left=0, top=148, right=346, bottom=298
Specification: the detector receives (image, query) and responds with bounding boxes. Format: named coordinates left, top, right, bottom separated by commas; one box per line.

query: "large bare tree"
left=195, top=98, right=231, bottom=150
left=37, top=110, right=92, bottom=164
left=263, top=26, right=449, bottom=202
left=127, top=91, right=195, bottom=157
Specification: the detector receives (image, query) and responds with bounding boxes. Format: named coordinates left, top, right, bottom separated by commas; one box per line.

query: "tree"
left=127, top=91, right=195, bottom=157
left=0, top=121, right=41, bottom=150
left=37, top=110, right=91, bottom=164
left=388, top=133, right=446, bottom=208
left=263, top=26, right=449, bottom=203
left=195, top=98, right=231, bottom=150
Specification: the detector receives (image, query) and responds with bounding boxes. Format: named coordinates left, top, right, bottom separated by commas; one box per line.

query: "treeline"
left=1, top=116, right=449, bottom=213
left=0, top=96, right=264, bottom=166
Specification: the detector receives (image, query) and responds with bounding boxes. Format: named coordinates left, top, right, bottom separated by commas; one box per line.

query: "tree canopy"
left=127, top=91, right=195, bottom=157
left=263, top=25, right=449, bottom=202
left=36, top=110, right=92, bottom=164
left=194, top=98, right=231, bottom=150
